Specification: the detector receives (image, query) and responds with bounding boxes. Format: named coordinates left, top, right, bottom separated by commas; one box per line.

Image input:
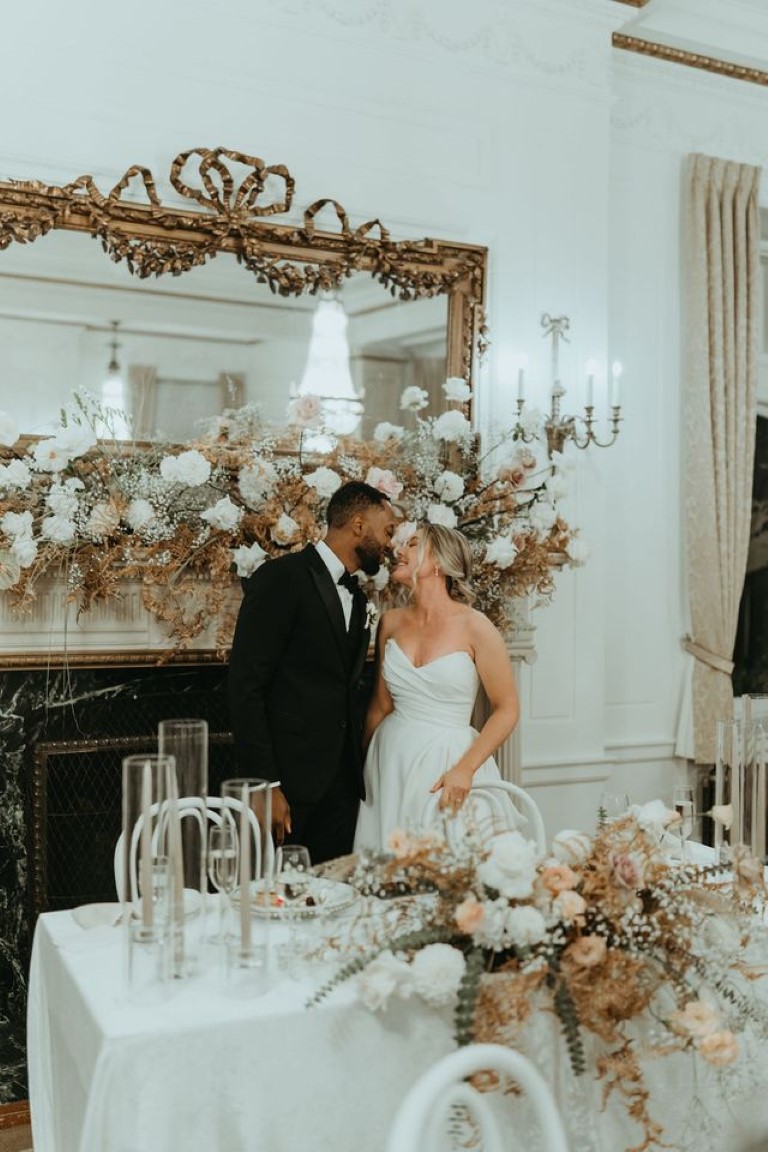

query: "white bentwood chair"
left=420, top=781, right=547, bottom=855
left=114, top=796, right=267, bottom=903
left=387, top=1043, right=569, bottom=1152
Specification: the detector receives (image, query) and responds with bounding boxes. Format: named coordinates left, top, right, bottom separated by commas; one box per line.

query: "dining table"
left=26, top=852, right=768, bottom=1152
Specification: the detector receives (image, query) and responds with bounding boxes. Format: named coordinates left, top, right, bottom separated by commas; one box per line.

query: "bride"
left=354, top=522, right=520, bottom=852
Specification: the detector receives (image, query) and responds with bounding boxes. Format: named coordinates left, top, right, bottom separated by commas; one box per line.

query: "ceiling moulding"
left=612, top=32, right=768, bottom=88
left=611, top=0, right=651, bottom=7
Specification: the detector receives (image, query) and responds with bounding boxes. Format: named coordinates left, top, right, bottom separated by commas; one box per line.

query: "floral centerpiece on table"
left=0, top=378, right=586, bottom=655
left=311, top=803, right=768, bottom=1150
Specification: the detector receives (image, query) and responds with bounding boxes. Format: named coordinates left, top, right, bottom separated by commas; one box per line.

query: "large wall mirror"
left=0, top=147, right=487, bottom=443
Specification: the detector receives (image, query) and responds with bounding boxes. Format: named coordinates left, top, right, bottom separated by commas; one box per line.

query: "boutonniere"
left=364, top=600, right=379, bottom=630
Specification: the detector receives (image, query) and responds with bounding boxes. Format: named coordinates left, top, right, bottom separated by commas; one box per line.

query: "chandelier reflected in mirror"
left=514, top=313, right=623, bottom=457
left=298, top=292, right=363, bottom=438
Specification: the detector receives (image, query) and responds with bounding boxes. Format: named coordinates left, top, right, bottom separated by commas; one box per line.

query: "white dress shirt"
left=315, top=540, right=353, bottom=629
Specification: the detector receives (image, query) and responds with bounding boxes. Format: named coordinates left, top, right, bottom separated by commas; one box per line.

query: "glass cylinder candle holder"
left=220, top=778, right=272, bottom=974
left=158, top=718, right=209, bottom=978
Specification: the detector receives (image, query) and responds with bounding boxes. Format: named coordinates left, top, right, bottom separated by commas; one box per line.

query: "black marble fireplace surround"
left=0, top=662, right=235, bottom=1103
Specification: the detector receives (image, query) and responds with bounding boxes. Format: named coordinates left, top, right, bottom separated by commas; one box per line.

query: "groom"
left=228, top=481, right=396, bottom=863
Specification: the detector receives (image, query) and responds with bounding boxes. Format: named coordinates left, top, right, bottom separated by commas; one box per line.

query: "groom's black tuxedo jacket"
left=228, top=545, right=371, bottom=804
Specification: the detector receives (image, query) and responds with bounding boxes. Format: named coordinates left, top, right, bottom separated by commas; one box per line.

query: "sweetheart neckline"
left=387, top=637, right=474, bottom=671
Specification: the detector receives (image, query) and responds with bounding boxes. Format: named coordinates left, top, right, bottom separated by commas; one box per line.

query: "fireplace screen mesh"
left=30, top=733, right=238, bottom=915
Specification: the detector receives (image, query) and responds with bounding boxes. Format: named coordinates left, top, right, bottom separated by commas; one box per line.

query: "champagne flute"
left=673, top=786, right=695, bottom=861
left=207, top=823, right=238, bottom=942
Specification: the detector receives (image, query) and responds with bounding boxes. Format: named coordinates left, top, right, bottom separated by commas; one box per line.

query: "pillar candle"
left=140, top=760, right=153, bottom=930
left=240, top=783, right=252, bottom=951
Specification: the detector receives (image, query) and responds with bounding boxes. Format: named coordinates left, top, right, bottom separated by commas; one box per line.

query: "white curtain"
left=676, top=154, right=761, bottom=764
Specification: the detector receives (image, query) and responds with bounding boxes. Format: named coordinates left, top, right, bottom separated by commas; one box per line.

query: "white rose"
left=271, top=513, right=300, bottom=545
left=201, top=496, right=242, bottom=532
left=443, top=377, right=472, bottom=403
left=55, top=425, right=96, bottom=460
left=126, top=499, right=155, bottom=531
left=64, top=477, right=85, bottom=492
left=365, top=467, right=403, bottom=500
left=238, top=459, right=278, bottom=507
left=400, top=386, right=429, bottom=413
left=504, top=905, right=547, bottom=948
left=373, top=421, right=404, bottom=443
left=45, top=483, right=79, bottom=518
left=232, top=542, right=267, bottom=578
left=30, top=438, right=71, bottom=473
left=484, top=536, right=518, bottom=569
left=0, top=411, right=19, bottom=447
left=434, top=470, right=464, bottom=502
left=357, top=951, right=412, bottom=1011
left=86, top=502, right=120, bottom=539
left=40, top=515, right=77, bottom=545
left=427, top=503, right=457, bottom=528
left=305, top=466, right=342, bottom=500
left=630, top=799, right=680, bottom=843
left=432, top=410, right=472, bottom=444
left=552, top=829, right=593, bottom=866
left=1, top=511, right=34, bottom=540
left=160, top=449, right=211, bottom=487
left=567, top=539, right=590, bottom=566
left=529, top=502, right=557, bottom=532
left=0, top=459, right=31, bottom=489
left=477, top=831, right=540, bottom=900
left=286, top=394, right=322, bottom=428
left=410, top=944, right=465, bottom=1006
left=11, top=535, right=38, bottom=568
left=0, top=550, right=21, bottom=590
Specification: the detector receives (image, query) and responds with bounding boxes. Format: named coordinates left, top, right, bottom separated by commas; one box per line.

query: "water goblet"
left=207, top=823, right=238, bottom=942
left=673, top=786, right=695, bottom=861
left=275, top=844, right=312, bottom=901
left=598, top=790, right=630, bottom=826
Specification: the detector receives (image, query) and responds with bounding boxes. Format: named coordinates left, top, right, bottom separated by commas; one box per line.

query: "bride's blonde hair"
left=413, top=523, right=475, bottom=605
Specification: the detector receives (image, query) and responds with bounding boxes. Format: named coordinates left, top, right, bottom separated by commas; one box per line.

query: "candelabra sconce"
left=514, top=314, right=623, bottom=457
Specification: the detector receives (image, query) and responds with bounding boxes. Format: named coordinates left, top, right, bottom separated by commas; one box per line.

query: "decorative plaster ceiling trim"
left=611, top=0, right=651, bottom=7
left=613, top=31, right=768, bottom=89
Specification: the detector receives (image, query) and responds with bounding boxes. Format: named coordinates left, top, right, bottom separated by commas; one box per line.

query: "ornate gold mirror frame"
left=0, top=146, right=487, bottom=670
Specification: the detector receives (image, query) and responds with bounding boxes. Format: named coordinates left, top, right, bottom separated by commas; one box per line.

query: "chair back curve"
left=420, top=781, right=547, bottom=855
left=386, top=1043, right=569, bottom=1152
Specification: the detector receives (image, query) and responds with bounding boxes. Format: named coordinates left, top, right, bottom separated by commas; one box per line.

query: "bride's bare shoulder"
left=378, top=607, right=408, bottom=638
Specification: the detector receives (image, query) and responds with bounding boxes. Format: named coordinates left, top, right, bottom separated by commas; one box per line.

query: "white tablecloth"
left=28, top=894, right=768, bottom=1152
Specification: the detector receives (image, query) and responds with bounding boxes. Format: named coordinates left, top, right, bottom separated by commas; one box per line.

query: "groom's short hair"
left=327, top=481, right=390, bottom=528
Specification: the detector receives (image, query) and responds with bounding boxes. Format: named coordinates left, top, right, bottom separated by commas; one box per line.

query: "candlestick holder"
left=514, top=313, right=623, bottom=457
left=220, top=777, right=274, bottom=992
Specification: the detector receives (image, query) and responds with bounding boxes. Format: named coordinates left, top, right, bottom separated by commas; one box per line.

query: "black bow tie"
left=338, top=570, right=358, bottom=594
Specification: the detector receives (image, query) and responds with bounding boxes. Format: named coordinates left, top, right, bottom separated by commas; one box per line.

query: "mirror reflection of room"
left=1, top=231, right=448, bottom=443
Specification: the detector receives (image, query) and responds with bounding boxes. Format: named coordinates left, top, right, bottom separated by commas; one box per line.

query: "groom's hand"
left=270, top=786, right=292, bottom=845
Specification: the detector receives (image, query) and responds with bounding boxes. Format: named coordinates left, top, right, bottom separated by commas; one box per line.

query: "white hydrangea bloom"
left=126, top=499, right=155, bottom=531
left=160, top=449, right=211, bottom=487
left=0, top=411, right=19, bottom=447
left=11, top=535, right=38, bottom=568
left=373, top=421, right=405, bottom=443
left=529, top=502, right=557, bottom=532
left=45, top=483, right=80, bottom=518
left=0, top=550, right=21, bottom=590
left=232, top=542, right=267, bottom=578
left=504, top=905, right=547, bottom=948
left=427, top=503, right=457, bottom=528
left=0, top=459, right=31, bottom=489
left=477, top=831, right=540, bottom=899
left=443, top=377, right=472, bottom=404
left=357, top=951, right=412, bottom=1011
left=410, top=944, right=465, bottom=1006
left=567, top=539, right=590, bottom=566
left=400, top=386, right=429, bottom=412
left=433, top=470, right=464, bottom=502
left=238, top=459, right=278, bottom=507
left=467, top=898, right=508, bottom=951
left=1, top=510, right=33, bottom=540
left=305, top=466, right=342, bottom=499
left=271, top=513, right=300, bottom=545
left=40, top=515, right=77, bottom=545
left=432, top=410, right=471, bottom=443
left=484, top=536, right=518, bottom=569
left=630, top=799, right=679, bottom=844
left=55, top=425, right=96, bottom=460
left=201, top=496, right=243, bottom=532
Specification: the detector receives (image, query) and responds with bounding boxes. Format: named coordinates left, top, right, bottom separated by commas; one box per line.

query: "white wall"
left=2, top=0, right=768, bottom=835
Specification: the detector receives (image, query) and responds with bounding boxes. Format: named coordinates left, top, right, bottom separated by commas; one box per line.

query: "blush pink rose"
left=540, top=864, right=577, bottom=894
left=365, top=467, right=403, bottom=500
left=568, top=935, right=607, bottom=968
left=609, top=851, right=645, bottom=891
left=455, top=897, right=485, bottom=935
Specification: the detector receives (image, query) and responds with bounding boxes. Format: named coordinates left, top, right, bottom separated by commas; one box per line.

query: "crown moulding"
left=613, top=31, right=768, bottom=88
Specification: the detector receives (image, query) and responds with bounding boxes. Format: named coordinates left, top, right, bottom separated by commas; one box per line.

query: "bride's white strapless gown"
left=354, top=637, right=507, bottom=852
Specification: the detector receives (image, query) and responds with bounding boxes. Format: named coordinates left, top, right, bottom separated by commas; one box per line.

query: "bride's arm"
left=362, top=614, right=396, bottom=753
left=431, top=613, right=519, bottom=810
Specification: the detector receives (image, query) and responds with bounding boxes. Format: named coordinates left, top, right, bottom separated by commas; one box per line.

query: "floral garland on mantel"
left=0, top=382, right=587, bottom=657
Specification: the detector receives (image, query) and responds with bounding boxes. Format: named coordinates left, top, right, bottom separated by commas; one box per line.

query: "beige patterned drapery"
left=680, top=154, right=761, bottom=763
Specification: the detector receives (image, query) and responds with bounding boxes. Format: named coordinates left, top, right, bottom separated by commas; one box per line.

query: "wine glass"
left=673, top=786, right=695, bottom=861
left=275, top=845, right=312, bottom=900
left=207, top=823, right=238, bottom=942
left=598, top=791, right=630, bottom=826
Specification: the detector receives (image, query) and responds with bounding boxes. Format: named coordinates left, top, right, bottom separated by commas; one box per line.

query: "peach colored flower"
left=567, top=935, right=606, bottom=968
left=698, top=1030, right=739, bottom=1066
left=455, top=897, right=485, bottom=935
left=553, top=890, right=587, bottom=924
left=540, top=864, right=577, bottom=894
left=498, top=465, right=525, bottom=487
left=387, top=830, right=413, bottom=859
left=609, top=851, right=645, bottom=891
left=669, top=999, right=720, bottom=1038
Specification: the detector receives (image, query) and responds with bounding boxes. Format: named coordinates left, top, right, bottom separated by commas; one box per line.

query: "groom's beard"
left=355, top=536, right=390, bottom=577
